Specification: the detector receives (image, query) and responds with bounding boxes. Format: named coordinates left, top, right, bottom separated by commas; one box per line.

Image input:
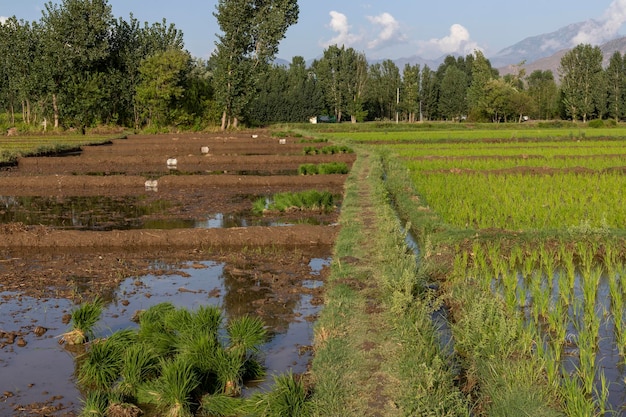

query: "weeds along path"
left=308, top=149, right=468, bottom=416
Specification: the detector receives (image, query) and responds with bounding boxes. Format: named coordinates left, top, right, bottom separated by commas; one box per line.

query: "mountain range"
left=388, top=19, right=626, bottom=77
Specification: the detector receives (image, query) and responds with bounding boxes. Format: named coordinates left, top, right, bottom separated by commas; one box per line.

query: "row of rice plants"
left=297, top=162, right=349, bottom=175
left=410, top=171, right=626, bottom=230
left=390, top=139, right=626, bottom=157
left=455, top=239, right=626, bottom=415
left=323, top=126, right=626, bottom=142
left=402, top=153, right=626, bottom=172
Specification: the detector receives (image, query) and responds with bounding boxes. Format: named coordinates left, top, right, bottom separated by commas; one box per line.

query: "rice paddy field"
left=320, top=124, right=626, bottom=416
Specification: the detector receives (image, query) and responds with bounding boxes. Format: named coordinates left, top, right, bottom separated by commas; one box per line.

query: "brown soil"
left=0, top=131, right=349, bottom=416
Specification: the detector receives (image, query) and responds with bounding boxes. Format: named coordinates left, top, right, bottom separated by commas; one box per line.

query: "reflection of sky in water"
left=0, top=258, right=325, bottom=414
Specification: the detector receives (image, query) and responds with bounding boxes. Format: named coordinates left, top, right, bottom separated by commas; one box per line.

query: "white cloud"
left=417, top=24, right=482, bottom=58
left=322, top=11, right=362, bottom=48
left=366, top=12, right=406, bottom=50
left=0, top=16, right=8, bottom=25
left=572, top=0, right=626, bottom=45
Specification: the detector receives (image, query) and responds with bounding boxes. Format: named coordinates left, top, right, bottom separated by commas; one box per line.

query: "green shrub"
left=588, top=119, right=604, bottom=128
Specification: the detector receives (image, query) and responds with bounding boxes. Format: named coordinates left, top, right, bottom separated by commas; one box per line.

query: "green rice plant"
left=137, top=302, right=178, bottom=356
left=560, top=372, right=597, bottom=416
left=80, top=390, right=109, bottom=417
left=62, top=297, right=104, bottom=345
left=254, top=190, right=335, bottom=214
left=581, top=266, right=602, bottom=319
left=116, top=343, right=160, bottom=400
left=244, top=371, right=309, bottom=417
left=199, top=392, right=244, bottom=416
left=176, top=332, right=219, bottom=377
left=299, top=162, right=349, bottom=175
left=226, top=315, right=267, bottom=360
left=212, top=347, right=248, bottom=397
left=139, top=357, right=200, bottom=417
left=77, top=337, right=125, bottom=391
left=573, top=316, right=599, bottom=397
left=298, top=163, right=318, bottom=175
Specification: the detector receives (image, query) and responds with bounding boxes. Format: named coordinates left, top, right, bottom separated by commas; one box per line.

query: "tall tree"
left=605, top=51, right=625, bottom=122
left=135, top=48, right=190, bottom=128
left=401, top=63, right=420, bottom=123
left=559, top=44, right=604, bottom=122
left=366, top=60, right=400, bottom=121
left=438, top=66, right=467, bottom=121
left=312, top=45, right=368, bottom=123
left=40, top=0, right=114, bottom=131
left=526, top=70, right=558, bottom=120
left=466, top=50, right=495, bottom=121
left=213, top=0, right=299, bottom=130
left=419, top=65, right=436, bottom=121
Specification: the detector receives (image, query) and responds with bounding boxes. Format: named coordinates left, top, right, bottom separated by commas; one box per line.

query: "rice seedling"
left=244, top=371, right=309, bottom=417
left=226, top=315, right=267, bottom=359
left=116, top=343, right=160, bottom=400
left=77, top=337, right=125, bottom=391
left=253, top=190, right=335, bottom=214
left=62, top=297, right=104, bottom=345
left=139, top=357, right=200, bottom=417
left=211, top=347, right=248, bottom=397
left=80, top=390, right=109, bottom=417
left=199, top=392, right=243, bottom=416
left=298, top=162, right=349, bottom=175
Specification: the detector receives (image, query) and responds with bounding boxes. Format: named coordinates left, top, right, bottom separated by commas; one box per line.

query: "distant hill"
left=498, top=36, right=626, bottom=79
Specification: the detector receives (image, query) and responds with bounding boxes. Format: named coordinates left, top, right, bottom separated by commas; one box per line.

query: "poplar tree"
left=213, top=0, right=299, bottom=130
left=559, top=44, right=604, bottom=122
left=605, top=51, right=625, bottom=122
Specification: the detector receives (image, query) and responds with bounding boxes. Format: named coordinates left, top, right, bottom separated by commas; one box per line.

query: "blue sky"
left=2, top=0, right=625, bottom=60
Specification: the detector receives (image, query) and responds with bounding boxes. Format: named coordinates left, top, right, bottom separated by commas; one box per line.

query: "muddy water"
left=0, top=196, right=332, bottom=230
left=0, top=257, right=328, bottom=415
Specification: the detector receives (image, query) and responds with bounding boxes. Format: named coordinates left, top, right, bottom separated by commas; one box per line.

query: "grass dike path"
left=306, top=148, right=468, bottom=416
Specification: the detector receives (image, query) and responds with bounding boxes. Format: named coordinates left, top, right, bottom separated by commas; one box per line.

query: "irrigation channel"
left=0, top=132, right=351, bottom=415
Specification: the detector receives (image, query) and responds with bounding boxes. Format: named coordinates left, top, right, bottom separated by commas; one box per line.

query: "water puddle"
left=0, top=257, right=328, bottom=414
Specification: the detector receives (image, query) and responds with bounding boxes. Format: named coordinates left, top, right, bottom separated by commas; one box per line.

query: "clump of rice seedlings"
left=246, top=371, right=309, bottom=417
left=200, top=392, right=243, bottom=416
left=136, top=302, right=178, bottom=356
left=298, top=162, right=349, bottom=175
left=80, top=390, right=109, bottom=417
left=116, top=343, right=159, bottom=400
left=62, top=297, right=104, bottom=345
left=139, top=357, right=200, bottom=417
left=77, top=337, right=125, bottom=390
left=226, top=315, right=266, bottom=359
left=253, top=190, right=335, bottom=214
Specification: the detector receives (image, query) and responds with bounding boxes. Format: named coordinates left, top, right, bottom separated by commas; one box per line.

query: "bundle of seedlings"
left=252, top=190, right=335, bottom=215
left=70, top=302, right=307, bottom=417
left=60, top=297, right=104, bottom=345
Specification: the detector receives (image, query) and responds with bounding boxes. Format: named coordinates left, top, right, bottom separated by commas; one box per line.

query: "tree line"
left=1, top=0, right=624, bottom=132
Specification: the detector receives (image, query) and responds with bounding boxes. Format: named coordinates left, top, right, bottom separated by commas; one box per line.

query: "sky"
left=2, top=0, right=626, bottom=61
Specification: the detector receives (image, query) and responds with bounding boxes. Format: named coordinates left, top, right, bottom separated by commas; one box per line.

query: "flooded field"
left=0, top=131, right=350, bottom=416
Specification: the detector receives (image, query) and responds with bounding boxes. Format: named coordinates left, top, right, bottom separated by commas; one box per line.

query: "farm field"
left=0, top=131, right=352, bottom=416
left=321, top=125, right=626, bottom=416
